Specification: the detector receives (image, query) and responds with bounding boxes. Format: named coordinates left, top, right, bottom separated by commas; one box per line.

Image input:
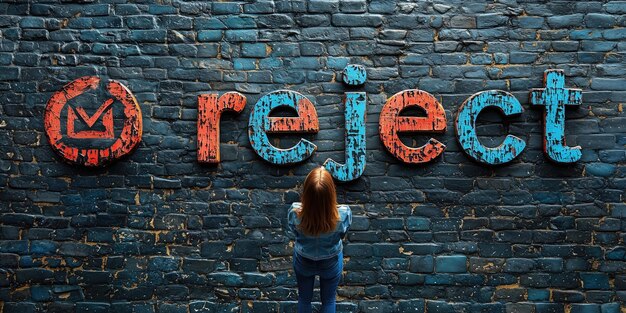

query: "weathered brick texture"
left=1, top=1, right=625, bottom=312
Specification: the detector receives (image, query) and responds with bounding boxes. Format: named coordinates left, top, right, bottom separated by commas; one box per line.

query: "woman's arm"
left=287, top=203, right=300, bottom=235
left=339, top=205, right=352, bottom=238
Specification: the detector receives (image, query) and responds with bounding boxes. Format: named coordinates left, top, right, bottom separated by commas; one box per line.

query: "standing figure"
left=288, top=167, right=353, bottom=313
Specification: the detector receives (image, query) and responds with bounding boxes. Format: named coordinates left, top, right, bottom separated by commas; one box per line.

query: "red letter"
left=379, top=89, right=447, bottom=164
left=197, top=92, right=246, bottom=163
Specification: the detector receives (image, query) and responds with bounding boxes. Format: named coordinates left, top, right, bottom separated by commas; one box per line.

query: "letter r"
left=197, top=92, right=246, bottom=163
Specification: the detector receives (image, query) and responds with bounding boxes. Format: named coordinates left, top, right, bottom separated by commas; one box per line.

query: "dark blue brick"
left=535, top=303, right=565, bottom=313
left=223, top=16, right=256, bottom=29
left=547, top=14, right=584, bottom=28
left=570, top=303, right=599, bottom=313
left=476, top=14, right=508, bottom=28
left=0, top=253, right=19, bottom=268
left=332, top=14, right=382, bottom=27
left=241, top=43, right=267, bottom=57
left=601, top=303, right=621, bottom=313
left=0, top=67, right=19, bottom=80
left=585, top=163, right=616, bottom=177
left=212, top=2, right=240, bottom=14
left=30, top=240, right=57, bottom=255
left=208, top=272, right=243, bottom=286
left=197, top=30, right=222, bottom=41
left=528, top=289, right=550, bottom=301
left=435, top=255, right=466, bottom=273
left=148, top=5, right=177, bottom=15
left=603, top=28, right=626, bottom=40
left=224, top=29, right=258, bottom=42
left=409, top=255, right=434, bottom=273
left=244, top=2, right=274, bottom=14
left=257, top=14, right=294, bottom=29
left=19, top=17, right=45, bottom=28
left=536, top=258, right=563, bottom=272
left=0, top=240, right=28, bottom=254
left=58, top=243, right=95, bottom=257
left=309, top=0, right=339, bottom=13
left=126, top=16, right=156, bottom=29
left=580, top=272, right=610, bottom=290
left=130, top=30, right=167, bottom=43
left=406, top=217, right=430, bottom=231
left=92, top=16, right=122, bottom=28
left=3, top=303, right=37, bottom=313
left=159, top=15, right=193, bottom=30
left=585, top=14, right=615, bottom=28
left=504, top=258, right=535, bottom=273
left=606, top=2, right=626, bottom=13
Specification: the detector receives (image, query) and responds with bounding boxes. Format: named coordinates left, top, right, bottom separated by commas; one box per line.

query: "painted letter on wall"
left=197, top=92, right=246, bottom=163
left=248, top=90, right=319, bottom=165
left=530, top=69, right=583, bottom=163
left=379, top=89, right=447, bottom=164
left=455, top=90, right=526, bottom=165
left=44, top=76, right=142, bottom=167
left=342, top=64, right=367, bottom=86
left=323, top=92, right=367, bottom=181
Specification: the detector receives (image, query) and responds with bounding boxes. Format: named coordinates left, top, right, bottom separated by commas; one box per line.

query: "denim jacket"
left=287, top=202, right=352, bottom=261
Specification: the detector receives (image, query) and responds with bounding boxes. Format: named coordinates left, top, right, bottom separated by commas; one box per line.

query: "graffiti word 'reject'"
left=198, top=67, right=582, bottom=180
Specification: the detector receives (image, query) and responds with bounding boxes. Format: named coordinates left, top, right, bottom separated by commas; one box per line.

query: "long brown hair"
left=297, top=167, right=339, bottom=236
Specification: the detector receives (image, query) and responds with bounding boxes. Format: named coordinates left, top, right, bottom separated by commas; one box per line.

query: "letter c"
left=455, top=90, right=526, bottom=165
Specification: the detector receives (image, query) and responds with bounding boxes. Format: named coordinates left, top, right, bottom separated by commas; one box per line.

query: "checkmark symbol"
left=67, top=98, right=115, bottom=139
left=75, top=98, right=114, bottom=127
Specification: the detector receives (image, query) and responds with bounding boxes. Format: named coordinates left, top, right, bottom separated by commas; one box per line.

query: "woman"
left=287, top=167, right=352, bottom=313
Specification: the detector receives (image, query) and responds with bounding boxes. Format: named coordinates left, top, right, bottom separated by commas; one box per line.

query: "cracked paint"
left=323, top=92, right=367, bottom=182
left=379, top=89, right=447, bottom=164
left=197, top=92, right=246, bottom=163
left=248, top=90, right=319, bottom=165
left=455, top=90, right=526, bottom=165
left=530, top=69, right=583, bottom=163
left=342, top=64, right=367, bottom=86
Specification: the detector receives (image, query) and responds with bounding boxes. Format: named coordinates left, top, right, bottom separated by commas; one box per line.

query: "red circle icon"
left=44, top=76, right=142, bottom=167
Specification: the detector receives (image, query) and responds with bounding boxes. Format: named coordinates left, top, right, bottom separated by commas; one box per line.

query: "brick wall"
left=1, top=1, right=626, bottom=312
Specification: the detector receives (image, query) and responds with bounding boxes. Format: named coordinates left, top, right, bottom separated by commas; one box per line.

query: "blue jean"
left=293, top=250, right=343, bottom=313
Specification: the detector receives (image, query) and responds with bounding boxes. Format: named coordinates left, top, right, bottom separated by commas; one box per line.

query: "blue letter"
left=455, top=90, right=526, bottom=165
left=530, top=69, right=583, bottom=163
left=248, top=90, right=319, bottom=165
left=323, top=92, right=367, bottom=181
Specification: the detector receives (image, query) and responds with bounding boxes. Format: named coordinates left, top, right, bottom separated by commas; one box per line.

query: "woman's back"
left=288, top=202, right=352, bottom=261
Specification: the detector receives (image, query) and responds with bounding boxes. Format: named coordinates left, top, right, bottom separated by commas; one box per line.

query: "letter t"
left=530, top=70, right=583, bottom=163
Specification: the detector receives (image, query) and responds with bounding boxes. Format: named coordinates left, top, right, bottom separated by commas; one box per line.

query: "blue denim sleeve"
left=287, top=203, right=299, bottom=236
left=287, top=205, right=296, bottom=236
left=340, top=206, right=352, bottom=239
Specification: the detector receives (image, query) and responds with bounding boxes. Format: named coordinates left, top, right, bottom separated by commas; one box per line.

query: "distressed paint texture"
left=67, top=98, right=114, bottom=139
left=530, top=70, right=583, bottom=163
left=43, top=76, right=142, bottom=167
left=323, top=92, right=367, bottom=181
left=197, top=92, right=246, bottom=163
left=379, top=89, right=447, bottom=164
left=455, top=91, right=526, bottom=165
left=248, top=90, right=319, bottom=165
left=343, top=64, right=367, bottom=86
